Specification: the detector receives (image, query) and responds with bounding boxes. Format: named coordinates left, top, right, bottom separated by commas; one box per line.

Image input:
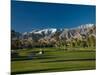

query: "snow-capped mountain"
left=59, top=24, right=95, bottom=40
left=77, top=24, right=94, bottom=29
left=11, top=24, right=96, bottom=41
left=29, top=28, right=57, bottom=34
left=21, top=28, right=58, bottom=40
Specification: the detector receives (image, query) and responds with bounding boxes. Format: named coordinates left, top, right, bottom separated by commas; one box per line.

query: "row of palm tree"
left=11, top=34, right=96, bottom=50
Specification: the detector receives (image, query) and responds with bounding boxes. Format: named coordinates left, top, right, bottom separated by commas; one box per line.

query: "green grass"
left=11, top=47, right=96, bottom=74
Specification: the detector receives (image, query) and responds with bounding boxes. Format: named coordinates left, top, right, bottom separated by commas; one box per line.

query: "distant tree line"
left=11, top=35, right=96, bottom=50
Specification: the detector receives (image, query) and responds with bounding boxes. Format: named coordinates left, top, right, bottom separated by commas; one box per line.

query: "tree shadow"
left=40, top=58, right=95, bottom=63
left=11, top=55, right=57, bottom=61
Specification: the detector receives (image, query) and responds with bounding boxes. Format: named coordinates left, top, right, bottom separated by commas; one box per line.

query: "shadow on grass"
left=11, top=55, right=57, bottom=61
left=66, top=50, right=96, bottom=52
left=40, top=58, right=96, bottom=63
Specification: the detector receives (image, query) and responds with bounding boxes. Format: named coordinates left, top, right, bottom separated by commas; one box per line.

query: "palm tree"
left=50, top=38, right=57, bottom=47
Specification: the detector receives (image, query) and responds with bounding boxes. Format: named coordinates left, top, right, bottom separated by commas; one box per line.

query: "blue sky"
left=11, top=1, right=96, bottom=32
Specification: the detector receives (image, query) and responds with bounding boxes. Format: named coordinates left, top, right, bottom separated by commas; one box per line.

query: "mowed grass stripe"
left=11, top=60, right=95, bottom=74
left=11, top=48, right=96, bottom=74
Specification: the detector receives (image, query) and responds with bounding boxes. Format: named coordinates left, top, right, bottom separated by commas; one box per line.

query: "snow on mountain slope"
left=18, top=24, right=95, bottom=40
left=29, top=28, right=57, bottom=34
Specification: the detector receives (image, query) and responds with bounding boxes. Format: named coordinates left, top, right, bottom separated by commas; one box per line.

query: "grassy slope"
left=11, top=48, right=96, bottom=74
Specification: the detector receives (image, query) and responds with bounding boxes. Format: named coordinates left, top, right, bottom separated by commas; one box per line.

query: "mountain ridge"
left=11, top=24, right=96, bottom=41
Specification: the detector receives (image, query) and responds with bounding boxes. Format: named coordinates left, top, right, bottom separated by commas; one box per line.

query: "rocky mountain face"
left=11, top=24, right=96, bottom=49
left=22, top=28, right=58, bottom=40
left=59, top=24, right=96, bottom=40
left=11, top=24, right=96, bottom=41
